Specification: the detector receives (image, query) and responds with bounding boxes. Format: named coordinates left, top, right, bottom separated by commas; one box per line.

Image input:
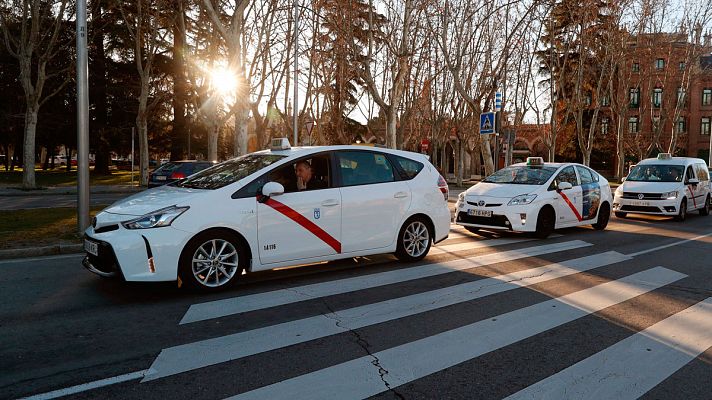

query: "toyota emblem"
left=638, top=193, right=644, bottom=200
left=478, top=200, right=485, bottom=207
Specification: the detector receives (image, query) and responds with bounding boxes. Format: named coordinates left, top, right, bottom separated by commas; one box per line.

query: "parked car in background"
left=148, top=160, right=216, bottom=188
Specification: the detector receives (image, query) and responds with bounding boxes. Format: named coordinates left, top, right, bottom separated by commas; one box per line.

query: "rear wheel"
left=534, top=207, right=555, bottom=239
left=674, top=199, right=687, bottom=222
left=699, top=195, right=710, bottom=216
left=179, top=230, right=246, bottom=291
left=614, top=212, right=627, bottom=218
left=592, top=203, right=610, bottom=230
left=396, top=217, right=432, bottom=262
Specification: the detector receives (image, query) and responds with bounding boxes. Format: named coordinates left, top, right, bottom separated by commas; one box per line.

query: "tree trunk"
left=456, top=138, right=463, bottom=186
left=22, top=104, right=39, bottom=189
left=171, top=8, right=187, bottom=161
left=137, top=85, right=150, bottom=186
left=386, top=106, right=397, bottom=149
left=91, top=1, right=111, bottom=175
left=481, top=136, right=495, bottom=176
left=208, top=124, right=219, bottom=162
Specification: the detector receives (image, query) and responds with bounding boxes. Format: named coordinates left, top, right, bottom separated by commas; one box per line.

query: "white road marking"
left=19, top=370, right=149, bottom=400
left=227, top=267, right=686, bottom=400
left=626, top=232, right=712, bottom=257
left=180, top=240, right=591, bottom=324
left=507, top=297, right=712, bottom=400
left=145, top=251, right=627, bottom=382
left=429, top=236, right=534, bottom=255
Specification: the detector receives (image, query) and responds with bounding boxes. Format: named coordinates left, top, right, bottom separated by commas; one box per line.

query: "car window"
left=392, top=155, right=424, bottom=180
left=549, top=166, right=578, bottom=190
left=695, top=164, right=709, bottom=181
left=576, top=166, right=594, bottom=185
left=686, top=165, right=695, bottom=182
left=483, top=166, right=557, bottom=185
left=232, top=154, right=331, bottom=198
left=337, top=151, right=395, bottom=186
left=153, top=162, right=181, bottom=174
left=176, top=154, right=285, bottom=190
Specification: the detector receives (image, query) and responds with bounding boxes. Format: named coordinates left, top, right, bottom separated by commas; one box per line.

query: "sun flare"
left=210, top=67, right=237, bottom=98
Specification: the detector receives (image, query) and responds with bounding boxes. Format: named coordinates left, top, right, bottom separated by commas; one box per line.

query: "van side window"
left=337, top=151, right=395, bottom=186
left=696, top=164, right=709, bottom=181
left=685, top=166, right=695, bottom=183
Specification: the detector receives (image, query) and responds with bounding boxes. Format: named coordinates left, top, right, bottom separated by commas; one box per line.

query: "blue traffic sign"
left=480, top=112, right=495, bottom=134
left=495, top=92, right=502, bottom=111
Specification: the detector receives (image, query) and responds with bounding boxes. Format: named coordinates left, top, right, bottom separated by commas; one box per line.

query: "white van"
left=613, top=154, right=710, bottom=221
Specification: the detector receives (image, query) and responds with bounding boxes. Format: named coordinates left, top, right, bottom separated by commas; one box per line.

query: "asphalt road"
left=2, top=214, right=712, bottom=399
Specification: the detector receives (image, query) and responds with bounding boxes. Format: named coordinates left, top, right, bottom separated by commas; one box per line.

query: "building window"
left=677, top=87, right=686, bottom=104
left=632, top=62, right=640, bottom=72
left=630, top=88, right=640, bottom=108
left=679, top=61, right=686, bottom=71
left=600, top=94, right=610, bottom=107
left=628, top=116, right=639, bottom=133
left=676, top=117, right=686, bottom=134
left=655, top=58, right=665, bottom=70
left=702, top=117, right=711, bottom=136
left=601, top=118, right=609, bottom=135
left=652, top=115, right=661, bottom=131
left=703, top=89, right=712, bottom=106
left=652, top=88, right=663, bottom=108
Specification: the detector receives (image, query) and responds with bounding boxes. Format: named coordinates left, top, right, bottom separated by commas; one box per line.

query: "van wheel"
left=699, top=195, right=710, bottom=216
left=534, top=207, right=555, bottom=239
left=675, top=199, right=687, bottom=222
left=396, top=217, right=432, bottom=262
left=592, top=203, right=610, bottom=230
left=179, top=230, right=246, bottom=291
left=615, top=212, right=627, bottom=218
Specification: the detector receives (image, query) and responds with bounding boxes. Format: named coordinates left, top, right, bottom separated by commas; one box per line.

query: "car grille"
left=84, top=235, right=121, bottom=274
left=456, top=212, right=511, bottom=228
left=466, top=201, right=503, bottom=207
left=620, top=205, right=662, bottom=213
left=622, top=192, right=662, bottom=200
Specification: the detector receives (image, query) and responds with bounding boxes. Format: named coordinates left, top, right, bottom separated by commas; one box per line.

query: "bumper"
left=84, top=225, right=193, bottom=282
left=454, top=201, right=538, bottom=232
left=613, top=197, right=680, bottom=216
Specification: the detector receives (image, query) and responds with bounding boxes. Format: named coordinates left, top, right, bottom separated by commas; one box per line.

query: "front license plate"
left=631, top=200, right=650, bottom=206
left=84, top=239, right=98, bottom=256
left=468, top=209, right=493, bottom=217
left=156, top=176, right=167, bottom=181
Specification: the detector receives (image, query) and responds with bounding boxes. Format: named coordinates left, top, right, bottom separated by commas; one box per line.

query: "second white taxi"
left=83, top=139, right=451, bottom=291
left=455, top=157, right=613, bottom=238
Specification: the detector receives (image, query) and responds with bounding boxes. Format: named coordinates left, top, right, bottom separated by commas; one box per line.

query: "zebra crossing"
left=23, top=224, right=712, bottom=400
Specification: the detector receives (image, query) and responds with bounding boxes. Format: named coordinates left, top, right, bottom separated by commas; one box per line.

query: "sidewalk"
left=0, top=184, right=143, bottom=197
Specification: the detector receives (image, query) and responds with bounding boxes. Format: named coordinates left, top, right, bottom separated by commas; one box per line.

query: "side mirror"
left=557, top=182, right=573, bottom=191
left=687, top=178, right=700, bottom=185
left=262, top=181, right=285, bottom=198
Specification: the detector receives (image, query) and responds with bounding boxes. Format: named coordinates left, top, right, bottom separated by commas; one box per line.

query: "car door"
left=549, top=165, right=583, bottom=226
left=256, top=152, right=342, bottom=265
left=575, top=165, right=602, bottom=221
left=336, top=150, right=411, bottom=253
left=684, top=165, right=702, bottom=211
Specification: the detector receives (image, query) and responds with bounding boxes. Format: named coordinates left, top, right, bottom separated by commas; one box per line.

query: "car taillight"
left=437, top=174, right=448, bottom=201
left=170, top=172, right=185, bottom=180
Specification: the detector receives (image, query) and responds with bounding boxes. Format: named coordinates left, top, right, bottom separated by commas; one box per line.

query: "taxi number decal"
left=558, top=191, right=583, bottom=222
left=261, top=197, right=342, bottom=253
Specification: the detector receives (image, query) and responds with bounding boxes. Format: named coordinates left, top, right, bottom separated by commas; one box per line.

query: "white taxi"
left=83, top=139, right=451, bottom=291
left=613, top=154, right=710, bottom=221
left=455, top=157, right=613, bottom=238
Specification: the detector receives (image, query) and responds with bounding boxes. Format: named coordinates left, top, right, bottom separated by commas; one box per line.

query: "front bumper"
left=454, top=200, right=538, bottom=232
left=83, top=235, right=122, bottom=278
left=613, top=196, right=679, bottom=215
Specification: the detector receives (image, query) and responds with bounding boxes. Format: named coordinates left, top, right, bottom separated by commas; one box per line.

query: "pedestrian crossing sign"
left=480, top=112, right=495, bottom=134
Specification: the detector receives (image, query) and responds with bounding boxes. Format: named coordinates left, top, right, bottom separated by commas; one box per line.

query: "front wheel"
left=395, top=218, right=432, bottom=262
left=699, top=195, right=710, bottom=216
left=534, top=207, right=555, bottom=239
left=592, top=203, right=610, bottom=230
left=179, top=231, right=246, bottom=291
left=674, top=199, right=687, bottom=222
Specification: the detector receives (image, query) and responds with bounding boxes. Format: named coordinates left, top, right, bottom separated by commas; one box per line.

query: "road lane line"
left=180, top=240, right=591, bottom=324
left=429, top=236, right=534, bottom=255
left=228, top=267, right=686, bottom=400
left=627, top=232, right=712, bottom=257
left=507, top=297, right=712, bottom=400
left=145, top=250, right=626, bottom=382
left=19, top=369, right=149, bottom=400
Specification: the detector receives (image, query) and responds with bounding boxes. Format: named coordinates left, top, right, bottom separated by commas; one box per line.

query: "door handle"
left=322, top=199, right=339, bottom=207
left=394, top=191, right=409, bottom=199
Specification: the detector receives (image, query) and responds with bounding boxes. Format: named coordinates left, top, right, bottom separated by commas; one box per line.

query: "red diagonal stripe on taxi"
left=558, top=191, right=583, bottom=222
left=262, top=197, right=341, bottom=253
left=688, top=185, right=697, bottom=208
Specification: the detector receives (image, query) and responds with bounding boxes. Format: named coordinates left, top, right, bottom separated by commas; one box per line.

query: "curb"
left=0, top=244, right=84, bottom=260
left=0, top=189, right=142, bottom=197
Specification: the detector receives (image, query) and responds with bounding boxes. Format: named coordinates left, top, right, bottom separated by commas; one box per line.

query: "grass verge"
left=0, top=170, right=137, bottom=187
left=0, top=206, right=106, bottom=250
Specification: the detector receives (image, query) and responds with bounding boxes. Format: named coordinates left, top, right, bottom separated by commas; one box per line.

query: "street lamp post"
left=76, top=0, right=90, bottom=233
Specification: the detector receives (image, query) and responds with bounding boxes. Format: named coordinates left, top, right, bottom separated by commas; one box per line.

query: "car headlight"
left=508, top=194, right=537, bottom=206
left=458, top=192, right=465, bottom=202
left=614, top=186, right=623, bottom=196
left=122, top=205, right=190, bottom=229
left=661, top=191, right=678, bottom=200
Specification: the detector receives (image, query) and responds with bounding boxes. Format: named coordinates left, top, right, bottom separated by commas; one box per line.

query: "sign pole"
left=76, top=0, right=90, bottom=233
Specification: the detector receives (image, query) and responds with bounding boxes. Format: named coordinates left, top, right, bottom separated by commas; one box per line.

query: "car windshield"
left=174, top=154, right=286, bottom=190
left=483, top=166, right=558, bottom=185
left=626, top=164, right=684, bottom=182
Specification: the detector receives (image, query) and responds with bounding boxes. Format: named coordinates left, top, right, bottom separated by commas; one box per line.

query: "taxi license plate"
left=631, top=200, right=650, bottom=206
left=84, top=239, right=98, bottom=256
left=156, top=176, right=167, bottom=181
left=468, top=209, right=493, bottom=218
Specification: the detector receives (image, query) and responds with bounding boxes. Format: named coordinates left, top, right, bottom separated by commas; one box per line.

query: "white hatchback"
left=83, top=140, right=451, bottom=291
left=455, top=158, right=613, bottom=238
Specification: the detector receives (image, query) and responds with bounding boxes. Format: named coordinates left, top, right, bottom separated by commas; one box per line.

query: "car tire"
left=592, top=203, right=610, bottom=230
left=614, top=212, right=627, bottom=218
left=699, top=195, right=710, bottom=216
left=675, top=199, right=687, bottom=222
left=179, top=230, right=247, bottom=291
left=395, top=217, right=432, bottom=262
left=465, top=226, right=480, bottom=234
left=534, top=207, right=555, bottom=239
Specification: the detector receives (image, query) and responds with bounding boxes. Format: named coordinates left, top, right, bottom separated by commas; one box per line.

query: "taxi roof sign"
left=270, top=138, right=291, bottom=151
left=657, top=152, right=672, bottom=160
left=526, top=157, right=545, bottom=166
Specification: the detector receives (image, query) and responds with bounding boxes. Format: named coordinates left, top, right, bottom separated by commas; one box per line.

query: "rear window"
left=392, top=155, right=424, bottom=180
left=153, top=162, right=181, bottom=173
